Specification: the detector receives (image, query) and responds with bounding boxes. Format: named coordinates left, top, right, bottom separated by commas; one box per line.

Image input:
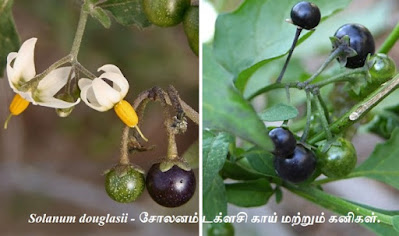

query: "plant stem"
left=276, top=28, right=303, bottom=83
left=312, top=67, right=367, bottom=88
left=132, top=87, right=199, bottom=125
left=21, top=55, right=72, bottom=90
left=120, top=126, right=130, bottom=165
left=74, top=62, right=96, bottom=79
left=284, top=183, right=394, bottom=226
left=317, top=94, right=330, bottom=123
left=314, top=93, right=332, bottom=140
left=248, top=82, right=297, bottom=101
left=166, top=117, right=179, bottom=160
left=300, top=90, right=312, bottom=142
left=300, top=48, right=343, bottom=87
left=71, top=6, right=89, bottom=60
left=308, top=73, right=399, bottom=144
left=378, top=22, right=399, bottom=54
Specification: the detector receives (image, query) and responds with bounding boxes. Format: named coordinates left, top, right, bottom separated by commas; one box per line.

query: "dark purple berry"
left=146, top=163, right=196, bottom=207
left=290, top=1, right=321, bottom=30
left=269, top=127, right=297, bottom=157
left=334, top=23, right=375, bottom=68
left=274, top=145, right=316, bottom=183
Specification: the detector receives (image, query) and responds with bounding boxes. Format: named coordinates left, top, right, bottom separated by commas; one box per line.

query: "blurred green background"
left=0, top=0, right=199, bottom=235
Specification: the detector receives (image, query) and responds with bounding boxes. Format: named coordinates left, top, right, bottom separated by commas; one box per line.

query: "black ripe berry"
left=290, top=1, right=321, bottom=30
left=274, top=145, right=316, bottom=183
left=334, top=24, right=375, bottom=68
left=269, top=127, right=297, bottom=157
left=146, top=163, right=196, bottom=208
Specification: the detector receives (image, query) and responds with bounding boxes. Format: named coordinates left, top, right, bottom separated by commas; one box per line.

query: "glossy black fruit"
left=269, top=127, right=297, bottom=157
left=143, top=0, right=190, bottom=27
left=334, top=24, right=375, bottom=68
left=274, top=145, right=316, bottom=183
left=290, top=1, right=321, bottom=30
left=105, top=165, right=145, bottom=203
left=146, top=163, right=196, bottom=207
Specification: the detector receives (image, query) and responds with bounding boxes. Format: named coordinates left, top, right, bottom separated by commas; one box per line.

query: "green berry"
left=105, top=164, right=145, bottom=203
left=143, top=0, right=190, bottom=27
left=183, top=6, right=199, bottom=56
left=318, top=138, right=357, bottom=178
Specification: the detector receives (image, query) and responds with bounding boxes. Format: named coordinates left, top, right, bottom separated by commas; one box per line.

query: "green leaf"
left=393, top=216, right=399, bottom=232
left=274, top=186, right=283, bottom=204
left=182, top=139, right=199, bottom=169
left=221, top=160, right=267, bottom=180
left=0, top=0, right=20, bottom=77
left=351, top=128, right=399, bottom=190
left=259, top=103, right=298, bottom=121
left=226, top=179, right=273, bottom=207
left=203, top=131, right=232, bottom=193
left=90, top=6, right=111, bottom=28
left=203, top=44, right=273, bottom=151
left=98, top=0, right=151, bottom=29
left=213, top=0, right=351, bottom=76
left=203, top=175, right=227, bottom=221
left=245, top=149, right=277, bottom=178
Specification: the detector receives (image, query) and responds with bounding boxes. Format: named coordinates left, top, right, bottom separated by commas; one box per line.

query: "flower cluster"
left=4, top=38, right=146, bottom=140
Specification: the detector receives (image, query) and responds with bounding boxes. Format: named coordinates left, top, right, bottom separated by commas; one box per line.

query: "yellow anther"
left=114, top=100, right=148, bottom=142
left=10, top=94, right=30, bottom=115
left=4, top=94, right=30, bottom=129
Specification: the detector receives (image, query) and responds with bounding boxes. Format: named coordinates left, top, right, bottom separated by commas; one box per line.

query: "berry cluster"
left=105, top=162, right=196, bottom=208
left=143, top=0, right=199, bottom=56
left=269, top=128, right=316, bottom=183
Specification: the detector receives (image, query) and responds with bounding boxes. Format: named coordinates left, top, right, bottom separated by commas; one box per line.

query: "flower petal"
left=98, top=64, right=122, bottom=75
left=98, top=72, right=129, bottom=98
left=37, top=67, right=72, bottom=97
left=78, top=78, right=92, bottom=90
left=36, top=97, right=80, bottom=109
left=7, top=52, right=18, bottom=88
left=92, top=77, right=121, bottom=108
left=13, top=38, right=37, bottom=82
left=80, top=85, right=109, bottom=112
left=18, top=91, right=35, bottom=103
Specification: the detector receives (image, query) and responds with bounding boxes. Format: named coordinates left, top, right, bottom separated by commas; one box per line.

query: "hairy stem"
left=308, top=73, right=399, bottom=144
left=300, top=91, right=312, bottom=142
left=314, top=93, right=332, bottom=140
left=300, top=47, right=343, bottom=87
left=248, top=82, right=297, bottom=101
left=21, top=55, right=72, bottom=90
left=74, top=62, right=96, bottom=79
left=120, top=126, right=130, bottom=165
left=312, top=67, right=367, bottom=88
left=71, top=6, right=89, bottom=60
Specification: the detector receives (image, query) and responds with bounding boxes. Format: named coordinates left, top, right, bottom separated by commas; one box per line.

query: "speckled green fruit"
left=319, top=138, right=357, bottom=178
left=105, top=165, right=145, bottom=203
left=143, top=0, right=190, bottom=27
left=183, top=6, right=199, bottom=56
left=369, top=53, right=396, bottom=84
left=207, top=223, right=235, bottom=236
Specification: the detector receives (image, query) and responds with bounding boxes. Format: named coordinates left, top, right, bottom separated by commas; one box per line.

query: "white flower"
left=78, top=65, right=147, bottom=141
left=6, top=37, right=80, bottom=108
left=78, top=64, right=129, bottom=112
